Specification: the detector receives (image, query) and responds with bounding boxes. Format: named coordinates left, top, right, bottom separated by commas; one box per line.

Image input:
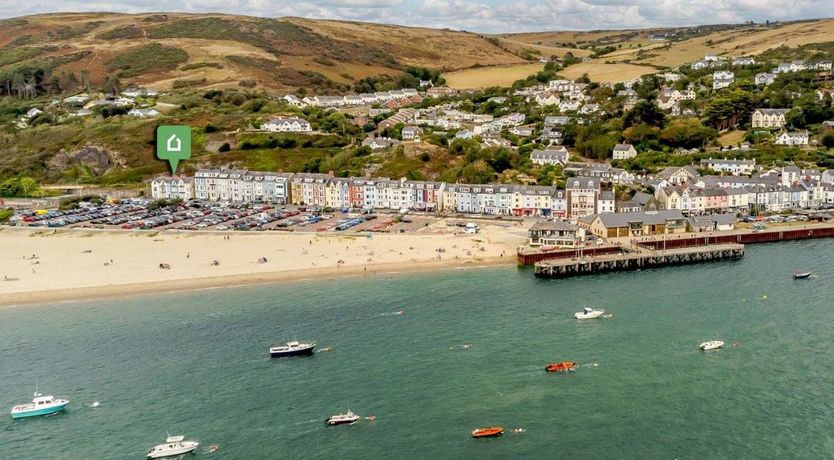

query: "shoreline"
left=0, top=257, right=514, bottom=307
left=0, top=225, right=526, bottom=307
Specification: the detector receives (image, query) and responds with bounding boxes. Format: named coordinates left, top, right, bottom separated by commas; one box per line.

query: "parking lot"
left=8, top=199, right=485, bottom=235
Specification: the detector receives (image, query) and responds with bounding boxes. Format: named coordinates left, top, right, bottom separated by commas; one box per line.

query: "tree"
left=576, top=134, right=618, bottom=160
left=704, top=90, right=757, bottom=130
left=660, top=119, right=718, bottom=149
left=460, top=160, right=496, bottom=184
left=623, top=100, right=666, bottom=128
left=623, top=123, right=660, bottom=144
left=822, top=131, right=834, bottom=149
left=786, top=107, right=806, bottom=129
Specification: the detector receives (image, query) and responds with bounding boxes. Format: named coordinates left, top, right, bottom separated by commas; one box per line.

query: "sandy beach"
left=0, top=221, right=528, bottom=306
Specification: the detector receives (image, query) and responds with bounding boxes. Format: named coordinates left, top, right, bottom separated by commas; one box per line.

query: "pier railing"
left=637, top=226, right=834, bottom=250
left=533, top=244, right=745, bottom=279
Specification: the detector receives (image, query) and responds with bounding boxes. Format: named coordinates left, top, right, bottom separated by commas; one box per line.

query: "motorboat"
left=471, top=427, right=503, bottom=438
left=10, top=393, right=69, bottom=419
left=269, top=341, right=316, bottom=358
left=325, top=409, right=360, bottom=426
left=793, top=272, right=812, bottom=279
left=575, top=307, right=604, bottom=319
left=545, top=361, right=577, bottom=372
left=699, top=341, right=724, bottom=351
left=147, top=435, right=200, bottom=458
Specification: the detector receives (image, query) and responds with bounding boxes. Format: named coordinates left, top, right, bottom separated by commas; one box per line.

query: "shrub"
left=108, top=42, right=189, bottom=78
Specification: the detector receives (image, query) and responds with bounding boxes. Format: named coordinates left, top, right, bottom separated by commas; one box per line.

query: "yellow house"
left=586, top=210, right=690, bottom=238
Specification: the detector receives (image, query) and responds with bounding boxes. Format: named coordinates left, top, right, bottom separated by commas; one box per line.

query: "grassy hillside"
left=0, top=13, right=523, bottom=94
left=497, top=19, right=834, bottom=78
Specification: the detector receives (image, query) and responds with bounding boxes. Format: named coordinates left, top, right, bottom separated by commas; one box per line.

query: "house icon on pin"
left=167, top=134, right=182, bottom=152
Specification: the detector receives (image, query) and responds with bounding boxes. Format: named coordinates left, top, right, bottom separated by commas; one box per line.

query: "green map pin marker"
left=156, top=125, right=191, bottom=174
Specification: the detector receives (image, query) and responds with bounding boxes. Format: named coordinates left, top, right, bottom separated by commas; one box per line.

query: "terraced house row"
left=150, top=170, right=614, bottom=218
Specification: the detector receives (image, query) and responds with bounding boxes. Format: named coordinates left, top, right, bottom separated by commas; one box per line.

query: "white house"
left=755, top=73, right=777, bottom=86
left=700, top=157, right=756, bottom=175
left=544, top=116, right=571, bottom=126
left=691, top=61, right=710, bottom=70
left=509, top=126, right=535, bottom=137
left=597, top=191, right=615, bottom=214
left=732, top=56, right=755, bottom=66
left=128, top=108, right=160, bottom=118
left=362, top=136, right=400, bottom=150
left=401, top=125, right=423, bottom=141
left=150, top=176, right=194, bottom=200
left=262, top=117, right=312, bottom=133
left=530, top=147, right=569, bottom=166
left=712, top=71, right=734, bottom=89
left=612, top=143, right=637, bottom=160
left=532, top=92, right=560, bottom=106
left=282, top=95, right=307, bottom=107
left=775, top=130, right=810, bottom=146
left=660, top=72, right=684, bottom=82
left=822, top=169, right=834, bottom=184
left=752, top=108, right=790, bottom=129
left=455, top=130, right=475, bottom=140
left=558, top=100, right=582, bottom=112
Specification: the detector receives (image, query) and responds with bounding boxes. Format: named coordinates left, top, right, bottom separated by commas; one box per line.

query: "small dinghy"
left=471, top=427, right=503, bottom=438
left=575, top=307, right=604, bottom=320
left=699, top=341, right=724, bottom=351
left=793, top=272, right=812, bottom=279
left=545, top=361, right=577, bottom=372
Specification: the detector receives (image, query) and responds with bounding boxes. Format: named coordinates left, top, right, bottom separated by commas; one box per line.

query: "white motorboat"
left=270, top=341, right=316, bottom=358
left=575, top=307, right=604, bottom=320
left=699, top=340, right=725, bottom=351
left=10, top=393, right=69, bottom=419
left=325, top=408, right=360, bottom=426
left=147, top=435, right=200, bottom=458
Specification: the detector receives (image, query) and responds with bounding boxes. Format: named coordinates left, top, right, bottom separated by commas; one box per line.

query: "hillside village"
left=139, top=50, right=834, bottom=239
left=5, top=19, right=834, bottom=240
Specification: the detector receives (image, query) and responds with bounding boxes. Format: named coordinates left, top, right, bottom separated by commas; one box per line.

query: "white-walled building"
left=150, top=176, right=194, bottom=200
left=262, top=117, right=312, bottom=133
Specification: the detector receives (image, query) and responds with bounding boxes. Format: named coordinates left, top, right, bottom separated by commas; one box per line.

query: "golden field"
left=444, top=63, right=545, bottom=89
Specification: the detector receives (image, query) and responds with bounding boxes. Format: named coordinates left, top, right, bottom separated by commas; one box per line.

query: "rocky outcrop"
left=49, top=146, right=115, bottom=176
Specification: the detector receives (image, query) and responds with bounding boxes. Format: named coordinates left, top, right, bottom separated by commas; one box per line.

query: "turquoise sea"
left=2, top=240, right=834, bottom=459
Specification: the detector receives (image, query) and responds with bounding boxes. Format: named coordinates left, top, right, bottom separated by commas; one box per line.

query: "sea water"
left=1, top=240, right=834, bottom=459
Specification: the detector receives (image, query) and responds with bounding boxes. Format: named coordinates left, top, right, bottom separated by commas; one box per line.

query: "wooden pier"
left=533, top=244, right=745, bottom=279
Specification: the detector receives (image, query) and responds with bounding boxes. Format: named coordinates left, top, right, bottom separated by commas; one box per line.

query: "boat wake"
left=579, top=363, right=599, bottom=368
left=378, top=310, right=405, bottom=317
left=602, top=314, right=614, bottom=319
left=449, top=343, right=473, bottom=350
